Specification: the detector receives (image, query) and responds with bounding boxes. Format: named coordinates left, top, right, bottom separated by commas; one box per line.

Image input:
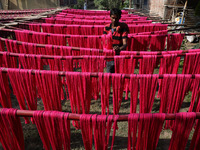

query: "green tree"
left=195, top=1, right=200, bottom=16
left=94, top=0, right=123, bottom=10
left=74, top=0, right=85, bottom=9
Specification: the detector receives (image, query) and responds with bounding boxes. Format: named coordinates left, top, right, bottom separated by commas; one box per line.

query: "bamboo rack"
left=0, top=67, right=198, bottom=79
left=0, top=108, right=200, bottom=121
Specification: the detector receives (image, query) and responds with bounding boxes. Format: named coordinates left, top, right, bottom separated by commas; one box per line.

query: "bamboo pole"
left=0, top=51, right=188, bottom=60
left=1, top=26, right=200, bottom=36
left=1, top=108, right=200, bottom=121
left=181, top=0, right=188, bottom=24
left=0, top=67, right=198, bottom=79
left=0, top=37, right=198, bottom=55
left=129, top=0, right=132, bottom=9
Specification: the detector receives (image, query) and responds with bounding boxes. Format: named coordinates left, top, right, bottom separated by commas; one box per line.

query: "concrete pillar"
left=132, top=0, right=137, bottom=9
left=0, top=1, right=3, bottom=9
left=57, top=0, right=60, bottom=7
left=129, top=0, right=132, bottom=9
left=1, top=0, right=8, bottom=10
left=163, top=0, right=168, bottom=5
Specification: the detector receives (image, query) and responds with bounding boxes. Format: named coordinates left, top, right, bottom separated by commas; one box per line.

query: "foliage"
left=195, top=1, right=200, bottom=16
left=94, top=0, right=107, bottom=10
left=73, top=5, right=78, bottom=9
left=94, top=0, right=124, bottom=10
left=74, top=0, right=85, bottom=9
left=123, top=0, right=130, bottom=8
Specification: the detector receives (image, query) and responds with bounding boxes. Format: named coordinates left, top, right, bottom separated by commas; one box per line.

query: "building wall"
left=1, top=0, right=60, bottom=10
left=149, top=0, right=174, bottom=18
left=149, top=0, right=165, bottom=17
left=0, top=0, right=9, bottom=9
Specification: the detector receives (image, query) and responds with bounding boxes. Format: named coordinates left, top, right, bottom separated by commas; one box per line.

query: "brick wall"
left=149, top=0, right=165, bottom=17
left=1, top=0, right=60, bottom=10
left=149, top=0, right=174, bottom=18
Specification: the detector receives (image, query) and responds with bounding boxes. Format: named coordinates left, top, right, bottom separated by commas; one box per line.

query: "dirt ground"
left=0, top=66, right=195, bottom=150
left=3, top=75, right=194, bottom=150
left=0, top=35, right=200, bottom=150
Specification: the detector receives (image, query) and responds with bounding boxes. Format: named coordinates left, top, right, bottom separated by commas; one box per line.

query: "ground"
left=0, top=62, right=195, bottom=149
left=9, top=73, right=194, bottom=150
left=0, top=32, right=199, bottom=150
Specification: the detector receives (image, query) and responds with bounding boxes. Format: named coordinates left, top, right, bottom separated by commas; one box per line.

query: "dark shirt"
left=103, top=22, right=129, bottom=47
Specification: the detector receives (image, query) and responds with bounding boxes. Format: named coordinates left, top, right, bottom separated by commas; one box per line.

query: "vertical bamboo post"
left=57, top=0, right=60, bottom=7
left=6, top=0, right=9, bottom=10
left=181, top=0, right=188, bottom=24
left=129, top=0, right=132, bottom=9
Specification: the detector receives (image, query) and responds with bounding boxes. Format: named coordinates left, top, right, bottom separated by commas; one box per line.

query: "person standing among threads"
left=103, top=8, right=129, bottom=73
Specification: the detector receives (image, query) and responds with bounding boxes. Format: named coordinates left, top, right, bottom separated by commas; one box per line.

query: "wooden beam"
left=129, top=0, right=132, bottom=9
left=181, top=0, right=188, bottom=24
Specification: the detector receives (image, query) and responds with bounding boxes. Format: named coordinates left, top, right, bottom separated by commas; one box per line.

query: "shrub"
left=76, top=0, right=85, bottom=9
left=195, top=1, right=200, bottom=16
left=94, top=0, right=123, bottom=10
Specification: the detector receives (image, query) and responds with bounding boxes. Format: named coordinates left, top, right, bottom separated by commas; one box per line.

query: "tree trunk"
left=129, top=0, right=132, bottom=9
left=1, top=0, right=9, bottom=10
